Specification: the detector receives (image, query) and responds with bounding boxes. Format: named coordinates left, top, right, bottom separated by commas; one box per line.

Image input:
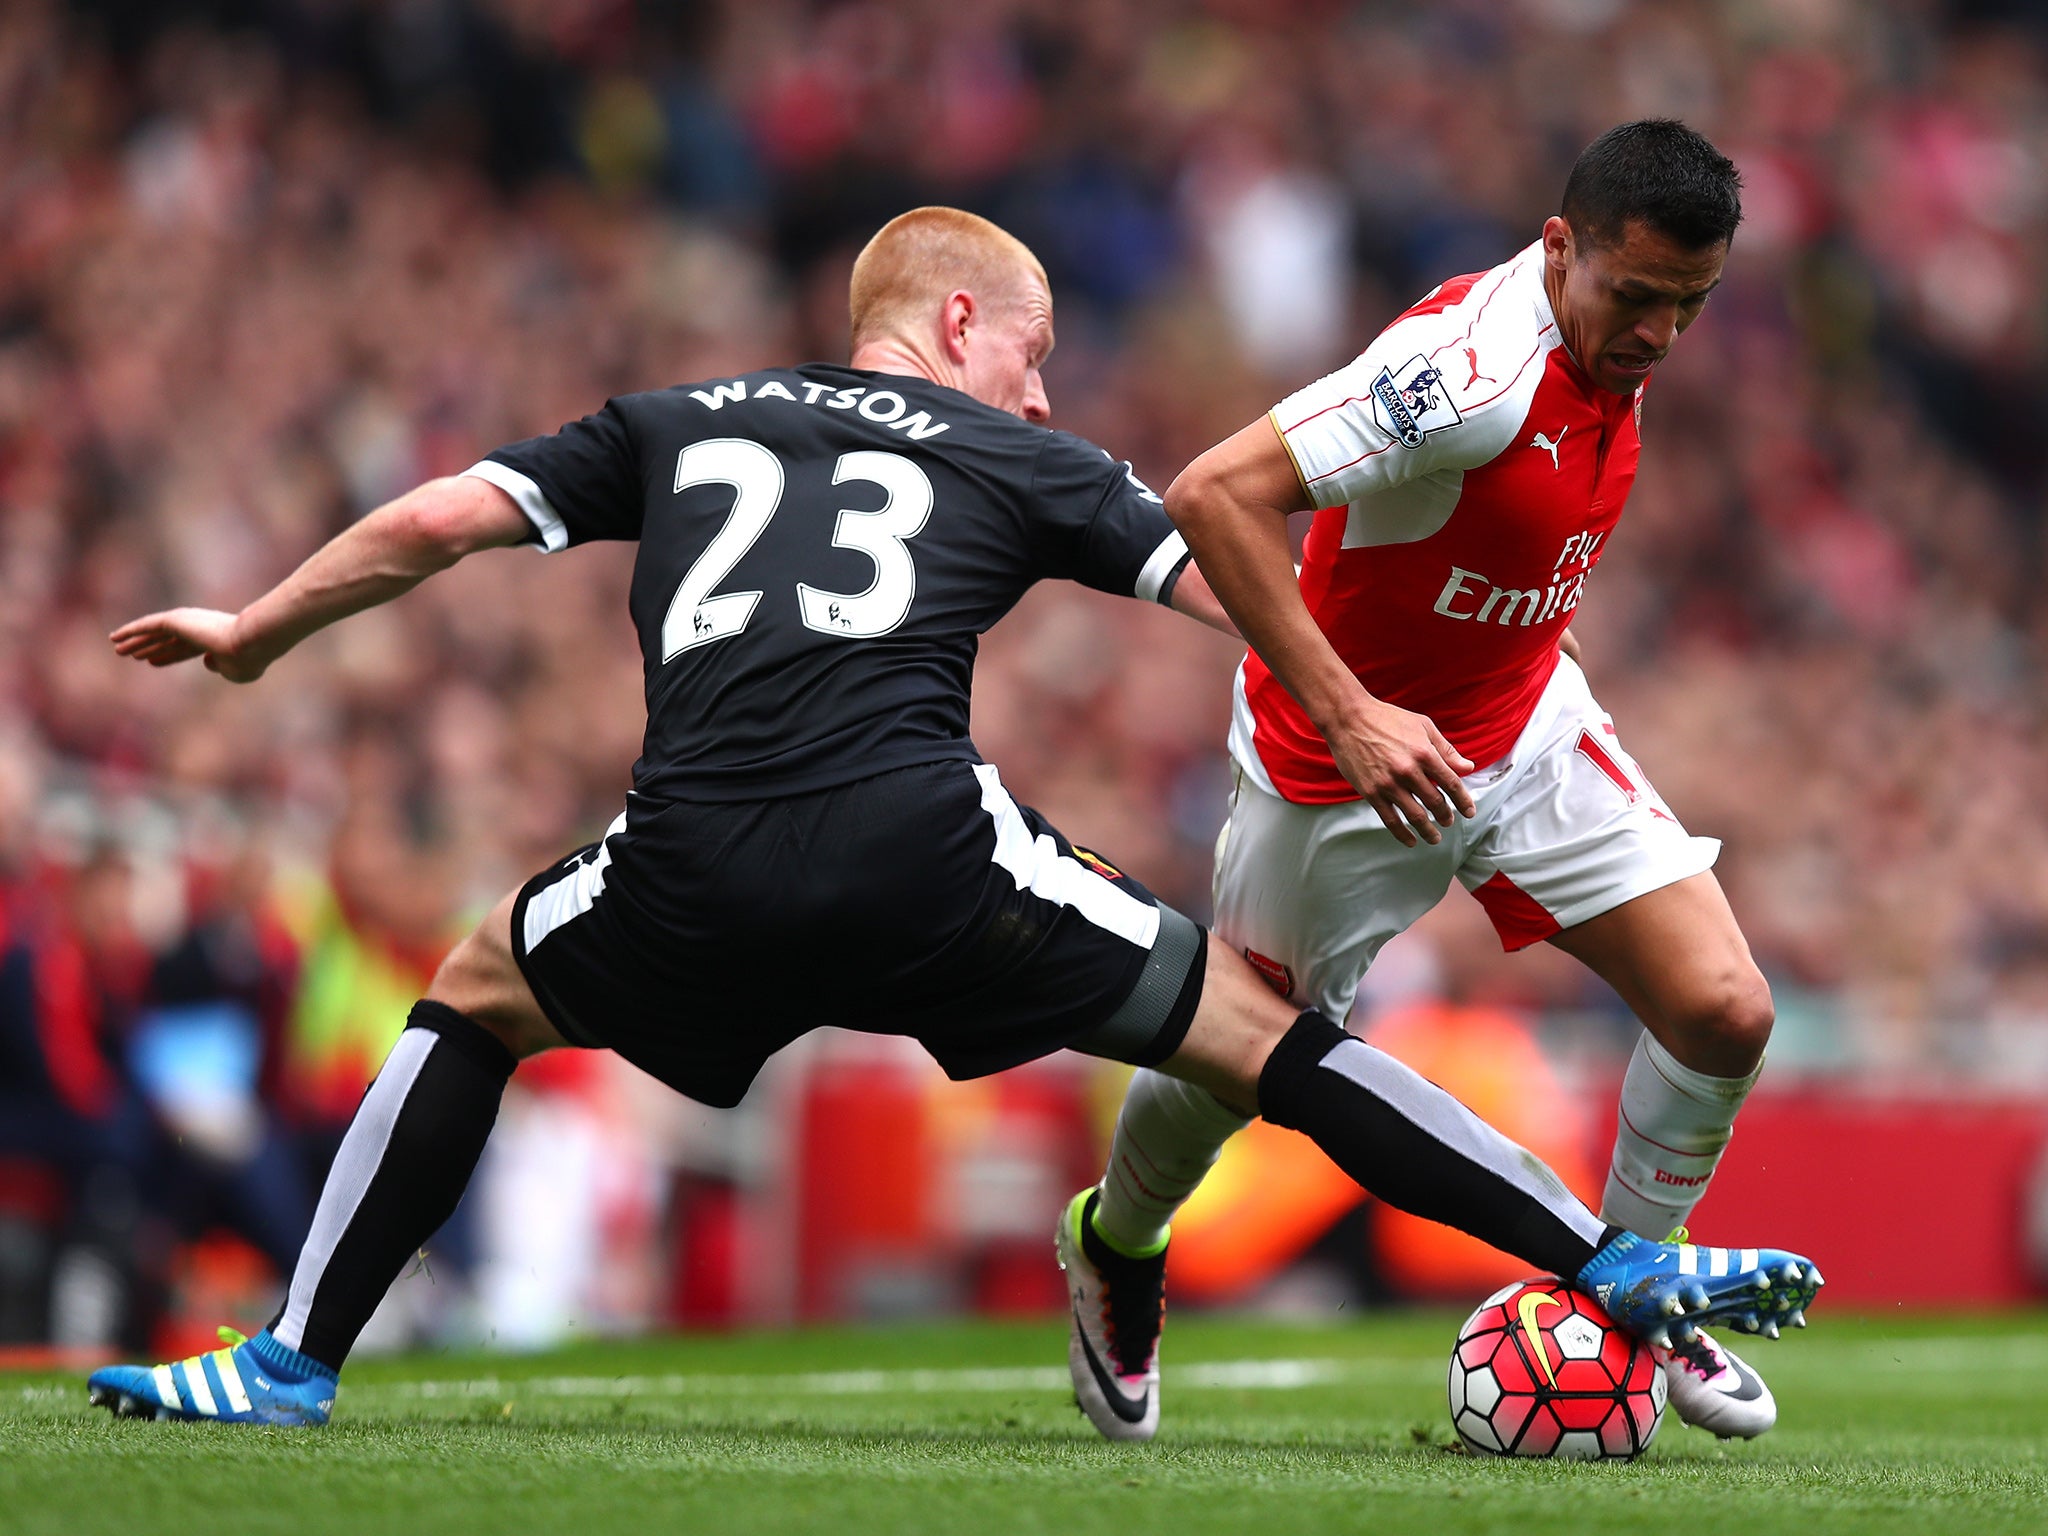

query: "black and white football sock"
left=267, top=1000, right=516, bottom=1373
left=1601, top=1032, right=1760, bottom=1238
left=1257, top=1010, right=1616, bottom=1279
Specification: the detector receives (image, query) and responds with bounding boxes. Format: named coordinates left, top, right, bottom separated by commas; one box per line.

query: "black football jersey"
left=471, top=364, right=1190, bottom=801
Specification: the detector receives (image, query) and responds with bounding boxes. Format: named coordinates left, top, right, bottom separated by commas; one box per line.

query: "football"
left=1447, top=1279, right=1668, bottom=1460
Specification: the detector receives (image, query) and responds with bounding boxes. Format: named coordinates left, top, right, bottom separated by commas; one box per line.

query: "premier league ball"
left=1447, top=1279, right=1667, bottom=1460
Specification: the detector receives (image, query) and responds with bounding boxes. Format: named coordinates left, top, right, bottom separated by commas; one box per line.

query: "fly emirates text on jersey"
left=1430, top=530, right=1606, bottom=629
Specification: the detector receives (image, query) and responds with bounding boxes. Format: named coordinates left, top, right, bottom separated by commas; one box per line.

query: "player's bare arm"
left=1162, top=561, right=1237, bottom=638
left=1165, top=419, right=1474, bottom=846
left=110, top=476, right=531, bottom=682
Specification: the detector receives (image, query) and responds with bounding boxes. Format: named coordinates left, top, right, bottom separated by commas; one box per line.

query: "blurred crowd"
left=3, top=0, right=2048, bottom=1343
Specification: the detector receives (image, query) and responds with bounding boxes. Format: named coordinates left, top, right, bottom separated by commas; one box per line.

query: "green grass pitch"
left=6, top=1311, right=2047, bottom=1535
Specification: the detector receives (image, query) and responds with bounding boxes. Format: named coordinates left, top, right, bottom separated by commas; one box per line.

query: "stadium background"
left=2, top=0, right=2046, bottom=1360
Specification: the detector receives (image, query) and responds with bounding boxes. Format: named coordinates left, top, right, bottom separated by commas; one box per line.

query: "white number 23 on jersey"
left=660, top=437, right=933, bottom=661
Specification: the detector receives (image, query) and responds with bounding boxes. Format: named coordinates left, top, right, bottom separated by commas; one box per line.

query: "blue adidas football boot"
left=87, top=1327, right=336, bottom=1426
left=1577, top=1230, right=1823, bottom=1350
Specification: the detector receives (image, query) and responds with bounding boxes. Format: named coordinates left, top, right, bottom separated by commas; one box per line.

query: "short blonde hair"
left=848, top=207, right=1049, bottom=348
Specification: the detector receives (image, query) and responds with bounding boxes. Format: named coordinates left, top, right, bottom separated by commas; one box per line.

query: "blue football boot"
left=1576, top=1230, right=1823, bottom=1350
left=87, top=1327, right=337, bottom=1426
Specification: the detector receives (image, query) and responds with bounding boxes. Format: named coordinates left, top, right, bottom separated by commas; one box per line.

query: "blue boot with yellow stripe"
left=87, top=1327, right=336, bottom=1426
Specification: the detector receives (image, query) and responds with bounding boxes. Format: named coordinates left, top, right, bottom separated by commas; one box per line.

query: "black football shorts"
left=509, top=760, right=1206, bottom=1107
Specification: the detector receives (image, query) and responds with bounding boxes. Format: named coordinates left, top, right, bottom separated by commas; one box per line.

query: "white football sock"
left=1601, top=1033, right=1760, bottom=1238
left=1093, top=1067, right=1251, bottom=1257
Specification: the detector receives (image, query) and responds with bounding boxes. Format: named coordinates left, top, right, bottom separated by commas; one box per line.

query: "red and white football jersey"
left=1231, top=240, right=1645, bottom=802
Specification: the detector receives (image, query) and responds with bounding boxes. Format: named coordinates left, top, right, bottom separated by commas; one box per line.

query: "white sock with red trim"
left=1093, top=1067, right=1251, bottom=1257
left=1600, top=1033, right=1761, bottom=1238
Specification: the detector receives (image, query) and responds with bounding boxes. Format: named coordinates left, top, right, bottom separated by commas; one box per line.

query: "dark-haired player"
left=90, top=205, right=1816, bottom=1429
left=1069, top=122, right=1790, bottom=1441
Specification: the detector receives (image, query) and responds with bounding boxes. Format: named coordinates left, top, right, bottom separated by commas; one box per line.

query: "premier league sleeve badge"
left=1370, top=354, right=1464, bottom=449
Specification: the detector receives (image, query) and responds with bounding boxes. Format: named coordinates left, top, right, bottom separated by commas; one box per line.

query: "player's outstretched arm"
left=1166, top=420, right=1476, bottom=845
left=1163, top=563, right=1240, bottom=638
left=110, top=476, right=533, bottom=683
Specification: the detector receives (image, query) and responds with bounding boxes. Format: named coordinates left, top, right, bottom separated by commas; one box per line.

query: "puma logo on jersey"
left=1530, top=427, right=1567, bottom=469
left=1462, top=347, right=1496, bottom=389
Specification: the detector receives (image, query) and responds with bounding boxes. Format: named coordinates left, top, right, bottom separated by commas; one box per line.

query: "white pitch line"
left=357, top=1357, right=1426, bottom=1402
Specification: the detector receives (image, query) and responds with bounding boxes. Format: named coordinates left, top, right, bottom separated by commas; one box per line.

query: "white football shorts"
left=1215, top=655, right=1719, bottom=1021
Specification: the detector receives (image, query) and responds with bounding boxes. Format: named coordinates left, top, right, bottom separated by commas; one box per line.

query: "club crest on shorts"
left=1244, top=949, right=1294, bottom=997
left=1371, top=354, right=1462, bottom=449
left=1072, top=847, right=1124, bottom=880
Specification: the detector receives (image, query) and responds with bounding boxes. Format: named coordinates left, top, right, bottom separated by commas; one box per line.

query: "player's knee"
left=1155, top=936, right=1299, bottom=1117
left=426, top=925, right=560, bottom=1060
left=1716, top=967, right=1775, bottom=1059
left=1671, top=964, right=1773, bottom=1074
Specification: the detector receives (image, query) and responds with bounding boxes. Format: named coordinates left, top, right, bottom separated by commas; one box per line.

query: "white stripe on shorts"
left=523, top=812, right=626, bottom=953
left=973, top=764, right=1159, bottom=949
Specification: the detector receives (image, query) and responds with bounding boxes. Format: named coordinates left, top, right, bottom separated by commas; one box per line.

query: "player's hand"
left=1322, top=696, right=1476, bottom=847
left=109, top=608, right=270, bottom=683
